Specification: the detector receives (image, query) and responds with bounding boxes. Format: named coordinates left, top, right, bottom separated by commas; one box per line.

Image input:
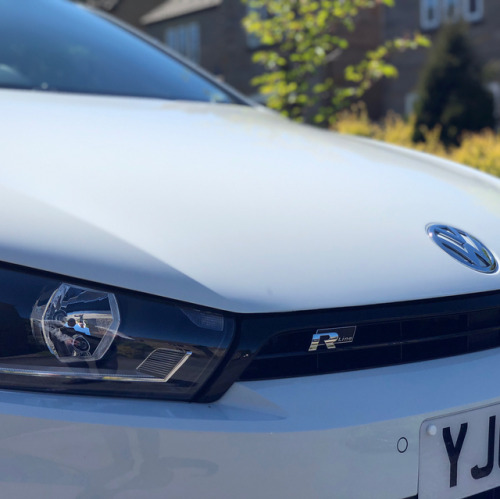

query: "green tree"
left=242, top=0, right=429, bottom=125
left=413, top=22, right=495, bottom=148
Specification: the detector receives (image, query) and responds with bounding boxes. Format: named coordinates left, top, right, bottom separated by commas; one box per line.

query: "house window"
left=421, top=0, right=484, bottom=28
left=421, top=0, right=441, bottom=30
left=246, top=5, right=269, bottom=49
left=463, top=0, right=484, bottom=22
left=443, top=0, right=461, bottom=22
left=165, top=22, right=201, bottom=63
left=405, top=92, right=419, bottom=116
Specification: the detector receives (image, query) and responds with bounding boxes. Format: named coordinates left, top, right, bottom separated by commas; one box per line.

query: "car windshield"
left=0, top=0, right=242, bottom=104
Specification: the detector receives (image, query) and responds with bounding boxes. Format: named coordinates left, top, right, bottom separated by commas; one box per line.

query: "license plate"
left=419, top=404, right=500, bottom=498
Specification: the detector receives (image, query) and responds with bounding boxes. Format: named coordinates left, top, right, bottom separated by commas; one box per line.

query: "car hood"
left=2, top=90, right=500, bottom=313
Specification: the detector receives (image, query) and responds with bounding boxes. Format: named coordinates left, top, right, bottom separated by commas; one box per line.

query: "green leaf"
left=241, top=0, right=430, bottom=124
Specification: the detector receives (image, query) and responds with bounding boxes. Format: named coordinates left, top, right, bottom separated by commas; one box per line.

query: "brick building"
left=83, top=0, right=500, bottom=119
left=138, top=0, right=260, bottom=97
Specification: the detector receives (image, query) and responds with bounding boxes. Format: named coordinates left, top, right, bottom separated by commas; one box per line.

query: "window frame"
left=462, top=0, right=484, bottom=22
left=420, top=0, right=485, bottom=29
left=245, top=4, right=269, bottom=50
left=420, top=0, right=441, bottom=30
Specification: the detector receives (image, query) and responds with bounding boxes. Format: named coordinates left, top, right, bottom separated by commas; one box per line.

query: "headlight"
left=0, top=264, right=235, bottom=401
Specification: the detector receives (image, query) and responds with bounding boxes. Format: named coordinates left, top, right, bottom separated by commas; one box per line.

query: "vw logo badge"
left=427, top=224, right=497, bottom=274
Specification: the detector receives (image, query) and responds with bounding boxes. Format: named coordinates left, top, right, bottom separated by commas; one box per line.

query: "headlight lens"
left=32, top=283, right=121, bottom=364
left=0, top=265, right=235, bottom=401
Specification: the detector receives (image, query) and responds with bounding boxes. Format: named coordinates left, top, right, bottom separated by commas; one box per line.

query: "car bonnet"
left=2, top=90, right=500, bottom=313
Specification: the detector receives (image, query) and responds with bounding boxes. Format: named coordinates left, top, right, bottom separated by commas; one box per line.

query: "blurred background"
left=76, top=0, right=500, bottom=174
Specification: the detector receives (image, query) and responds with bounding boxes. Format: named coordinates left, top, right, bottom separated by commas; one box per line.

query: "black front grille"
left=197, top=290, right=500, bottom=402
left=238, top=295, right=500, bottom=382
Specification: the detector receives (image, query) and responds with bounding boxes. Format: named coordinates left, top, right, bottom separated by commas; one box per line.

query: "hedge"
left=333, top=105, right=500, bottom=177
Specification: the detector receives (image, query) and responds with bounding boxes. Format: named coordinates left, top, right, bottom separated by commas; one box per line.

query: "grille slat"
left=239, top=306, right=500, bottom=381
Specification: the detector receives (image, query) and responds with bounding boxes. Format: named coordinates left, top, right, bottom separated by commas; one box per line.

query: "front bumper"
left=0, top=348, right=499, bottom=498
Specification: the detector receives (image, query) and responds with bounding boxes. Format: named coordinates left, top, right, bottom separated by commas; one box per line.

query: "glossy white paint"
left=2, top=89, right=500, bottom=313
left=0, top=350, right=499, bottom=498
left=2, top=84, right=500, bottom=499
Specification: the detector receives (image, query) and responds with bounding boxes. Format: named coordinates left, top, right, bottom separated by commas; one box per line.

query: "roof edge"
left=141, top=0, right=223, bottom=25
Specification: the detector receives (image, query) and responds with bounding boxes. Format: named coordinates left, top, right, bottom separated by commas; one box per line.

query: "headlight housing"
left=0, top=264, right=235, bottom=401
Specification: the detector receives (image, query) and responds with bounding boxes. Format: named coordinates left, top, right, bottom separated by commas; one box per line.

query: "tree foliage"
left=242, top=0, right=429, bottom=125
left=413, top=22, right=495, bottom=147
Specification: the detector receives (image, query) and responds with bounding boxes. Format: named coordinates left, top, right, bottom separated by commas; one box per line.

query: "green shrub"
left=333, top=107, right=500, bottom=178
left=413, top=22, right=495, bottom=148
left=451, top=130, right=500, bottom=175
left=333, top=103, right=376, bottom=138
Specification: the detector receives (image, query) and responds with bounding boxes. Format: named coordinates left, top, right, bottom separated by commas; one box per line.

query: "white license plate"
left=419, top=403, right=500, bottom=498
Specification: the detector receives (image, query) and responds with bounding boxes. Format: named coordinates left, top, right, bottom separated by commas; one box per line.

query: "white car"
left=1, top=1, right=500, bottom=498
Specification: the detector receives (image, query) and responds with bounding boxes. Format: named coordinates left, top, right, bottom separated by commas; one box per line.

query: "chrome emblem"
left=427, top=224, right=497, bottom=274
left=308, top=326, right=356, bottom=352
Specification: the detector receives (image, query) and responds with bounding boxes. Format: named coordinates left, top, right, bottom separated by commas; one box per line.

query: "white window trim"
left=420, top=0, right=441, bottom=30
left=462, top=0, right=484, bottom=22
left=404, top=92, right=419, bottom=117
left=421, top=0, right=484, bottom=29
